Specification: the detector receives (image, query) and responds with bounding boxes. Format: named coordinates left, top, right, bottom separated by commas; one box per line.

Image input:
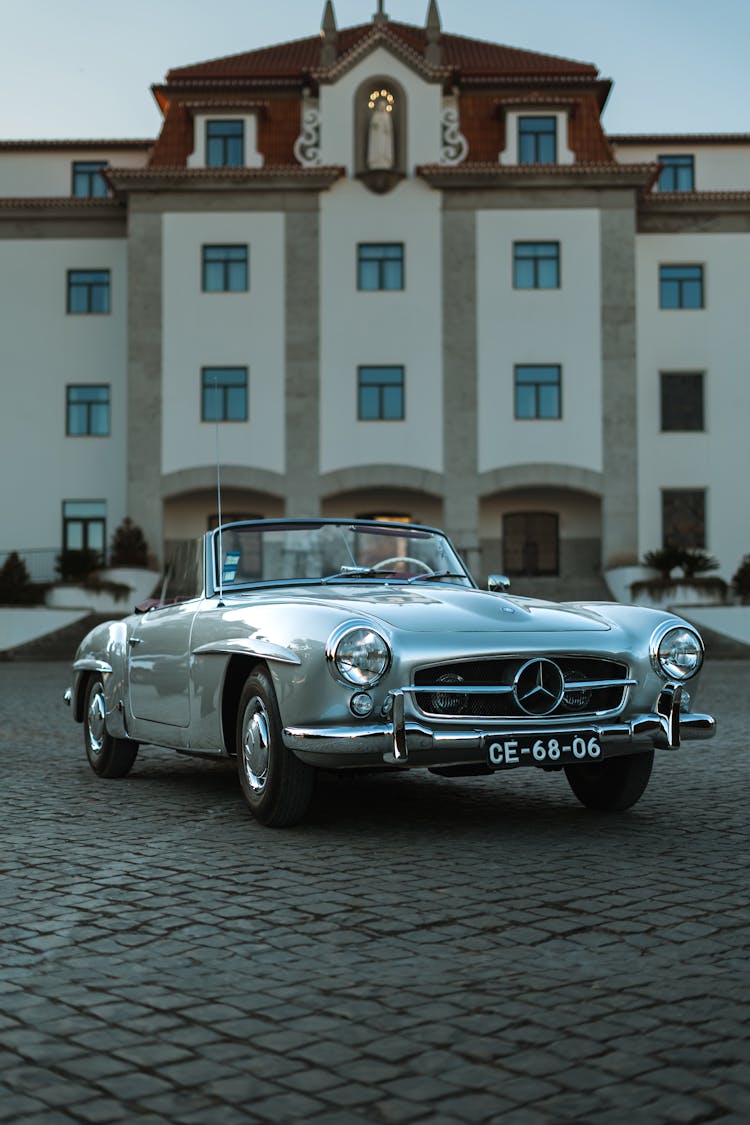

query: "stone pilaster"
left=126, top=204, right=163, bottom=563
left=600, top=202, right=639, bottom=568
left=442, top=209, right=480, bottom=573
left=284, top=208, right=321, bottom=516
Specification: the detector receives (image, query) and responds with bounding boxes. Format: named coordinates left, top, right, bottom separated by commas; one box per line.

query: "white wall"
left=0, top=238, right=128, bottom=551
left=614, top=142, right=750, bottom=192
left=319, top=177, right=443, bottom=475
left=161, top=212, right=286, bottom=478
left=0, top=149, right=148, bottom=197
left=476, top=208, right=602, bottom=475
left=636, top=232, right=750, bottom=576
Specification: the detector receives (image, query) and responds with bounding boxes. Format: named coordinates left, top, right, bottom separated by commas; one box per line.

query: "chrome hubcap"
left=87, top=686, right=106, bottom=755
left=242, top=697, right=270, bottom=793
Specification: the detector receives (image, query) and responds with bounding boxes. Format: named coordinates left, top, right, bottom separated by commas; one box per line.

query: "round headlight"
left=329, top=625, right=390, bottom=687
left=651, top=625, right=704, bottom=681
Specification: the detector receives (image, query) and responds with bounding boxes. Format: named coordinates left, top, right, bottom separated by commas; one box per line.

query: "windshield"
left=213, top=521, right=472, bottom=590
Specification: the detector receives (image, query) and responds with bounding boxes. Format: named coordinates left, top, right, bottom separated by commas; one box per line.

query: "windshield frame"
left=206, top=518, right=475, bottom=597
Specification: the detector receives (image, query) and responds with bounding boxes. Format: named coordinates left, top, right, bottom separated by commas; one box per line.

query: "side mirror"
left=488, top=574, right=510, bottom=593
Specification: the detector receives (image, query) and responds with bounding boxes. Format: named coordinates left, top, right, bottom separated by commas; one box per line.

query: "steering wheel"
left=372, top=556, right=433, bottom=575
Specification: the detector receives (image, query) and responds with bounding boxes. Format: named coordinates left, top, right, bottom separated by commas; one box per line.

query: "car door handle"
left=128, top=637, right=143, bottom=646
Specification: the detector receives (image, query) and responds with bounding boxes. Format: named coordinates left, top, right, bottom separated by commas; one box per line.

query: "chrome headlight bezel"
left=649, top=621, right=704, bottom=681
left=326, top=621, right=391, bottom=688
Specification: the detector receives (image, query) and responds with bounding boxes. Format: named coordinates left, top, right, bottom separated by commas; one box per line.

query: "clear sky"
left=1, top=0, right=747, bottom=141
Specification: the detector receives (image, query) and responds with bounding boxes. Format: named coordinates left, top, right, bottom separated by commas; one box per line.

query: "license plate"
left=485, top=732, right=602, bottom=769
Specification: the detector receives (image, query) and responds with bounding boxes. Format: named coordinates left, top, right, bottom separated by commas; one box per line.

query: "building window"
left=513, top=242, right=560, bottom=289
left=663, top=489, right=706, bottom=549
left=201, top=367, right=248, bottom=422
left=72, top=161, right=108, bottom=198
left=660, top=373, right=704, bottom=432
left=66, top=385, right=110, bottom=436
left=658, top=155, right=694, bottom=192
left=206, top=121, right=244, bottom=168
left=518, top=117, right=557, bottom=164
left=202, top=245, right=249, bottom=292
left=659, top=265, right=704, bottom=309
left=358, top=366, right=405, bottom=420
left=357, top=243, right=404, bottom=290
left=67, top=270, right=110, bottom=314
left=514, top=364, right=561, bottom=419
left=62, top=500, right=107, bottom=556
left=503, top=512, right=559, bottom=576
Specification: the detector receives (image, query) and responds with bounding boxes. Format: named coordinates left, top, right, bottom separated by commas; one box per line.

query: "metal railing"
left=0, top=548, right=60, bottom=584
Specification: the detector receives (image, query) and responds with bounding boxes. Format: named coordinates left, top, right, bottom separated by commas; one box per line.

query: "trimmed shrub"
left=0, top=551, right=36, bottom=605
left=732, top=555, right=750, bottom=603
left=110, top=518, right=149, bottom=568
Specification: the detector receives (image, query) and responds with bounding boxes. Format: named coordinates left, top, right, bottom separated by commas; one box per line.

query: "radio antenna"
left=214, top=376, right=225, bottom=606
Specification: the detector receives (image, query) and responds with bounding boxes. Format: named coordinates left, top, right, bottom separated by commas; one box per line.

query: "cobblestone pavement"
left=1, top=660, right=749, bottom=1124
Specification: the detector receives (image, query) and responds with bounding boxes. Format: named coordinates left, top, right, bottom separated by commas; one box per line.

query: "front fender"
left=192, top=638, right=301, bottom=666
left=70, top=620, right=130, bottom=737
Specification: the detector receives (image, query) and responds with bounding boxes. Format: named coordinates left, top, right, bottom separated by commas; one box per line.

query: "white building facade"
left=1, top=3, right=748, bottom=595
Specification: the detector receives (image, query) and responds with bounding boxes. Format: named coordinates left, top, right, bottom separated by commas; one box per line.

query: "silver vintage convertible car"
left=66, top=518, right=715, bottom=825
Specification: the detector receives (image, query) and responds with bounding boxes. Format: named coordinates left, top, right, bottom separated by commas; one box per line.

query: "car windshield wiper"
left=321, top=567, right=402, bottom=583
left=407, top=570, right=468, bottom=583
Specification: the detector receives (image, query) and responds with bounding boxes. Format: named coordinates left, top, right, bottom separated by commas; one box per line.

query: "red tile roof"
left=610, top=133, right=750, bottom=145
left=165, top=21, right=599, bottom=84
left=0, top=139, right=152, bottom=151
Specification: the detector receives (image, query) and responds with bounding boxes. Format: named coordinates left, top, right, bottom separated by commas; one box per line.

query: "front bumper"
left=284, top=682, right=715, bottom=770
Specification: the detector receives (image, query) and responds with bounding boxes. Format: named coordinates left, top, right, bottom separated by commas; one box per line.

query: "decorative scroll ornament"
left=294, top=105, right=322, bottom=167
left=440, top=103, right=468, bottom=166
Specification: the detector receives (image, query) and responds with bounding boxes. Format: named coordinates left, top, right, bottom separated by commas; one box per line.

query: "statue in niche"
left=367, top=98, right=395, bottom=170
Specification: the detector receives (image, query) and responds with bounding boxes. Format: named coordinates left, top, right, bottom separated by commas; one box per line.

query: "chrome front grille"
left=413, top=656, right=632, bottom=720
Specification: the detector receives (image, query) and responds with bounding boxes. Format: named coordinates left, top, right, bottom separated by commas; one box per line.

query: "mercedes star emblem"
left=513, top=658, right=565, bottom=716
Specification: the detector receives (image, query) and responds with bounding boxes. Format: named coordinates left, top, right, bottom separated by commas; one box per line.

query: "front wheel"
left=564, top=750, right=654, bottom=811
left=236, top=668, right=314, bottom=827
left=83, top=676, right=138, bottom=778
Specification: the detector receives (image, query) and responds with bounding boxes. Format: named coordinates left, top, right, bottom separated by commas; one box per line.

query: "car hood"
left=268, top=583, right=614, bottom=634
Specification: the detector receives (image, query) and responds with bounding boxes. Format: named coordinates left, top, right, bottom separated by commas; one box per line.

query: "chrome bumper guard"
left=283, top=682, right=715, bottom=767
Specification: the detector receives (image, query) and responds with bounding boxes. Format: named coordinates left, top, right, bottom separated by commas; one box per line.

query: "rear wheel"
left=83, top=676, right=138, bottom=778
left=564, top=750, right=654, bottom=811
left=236, top=668, right=314, bottom=827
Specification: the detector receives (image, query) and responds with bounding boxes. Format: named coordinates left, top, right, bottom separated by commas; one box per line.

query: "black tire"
left=83, top=676, right=139, bottom=779
left=235, top=668, right=314, bottom=827
left=564, top=750, right=654, bottom=811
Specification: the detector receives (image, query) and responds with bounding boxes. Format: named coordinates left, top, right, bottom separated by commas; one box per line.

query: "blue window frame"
left=202, top=245, right=249, bottom=292
left=518, top=117, right=557, bottom=164
left=202, top=367, right=248, bottom=422
left=513, top=242, right=560, bottom=289
left=658, top=155, right=694, bottom=192
left=66, top=385, right=110, bottom=436
left=514, top=365, right=561, bottom=419
left=67, top=270, right=110, bottom=314
left=72, top=161, right=108, bottom=198
left=357, top=244, right=404, bottom=290
left=659, top=265, right=704, bottom=309
left=206, top=121, right=244, bottom=168
left=358, top=366, right=404, bottom=420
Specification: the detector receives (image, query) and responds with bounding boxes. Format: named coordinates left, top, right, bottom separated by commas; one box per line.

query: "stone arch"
left=479, top=463, right=603, bottom=499
left=161, top=466, right=286, bottom=547
left=321, top=464, right=445, bottom=527
left=321, top=464, right=444, bottom=500
left=161, top=465, right=286, bottom=502
left=479, top=468, right=605, bottom=595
